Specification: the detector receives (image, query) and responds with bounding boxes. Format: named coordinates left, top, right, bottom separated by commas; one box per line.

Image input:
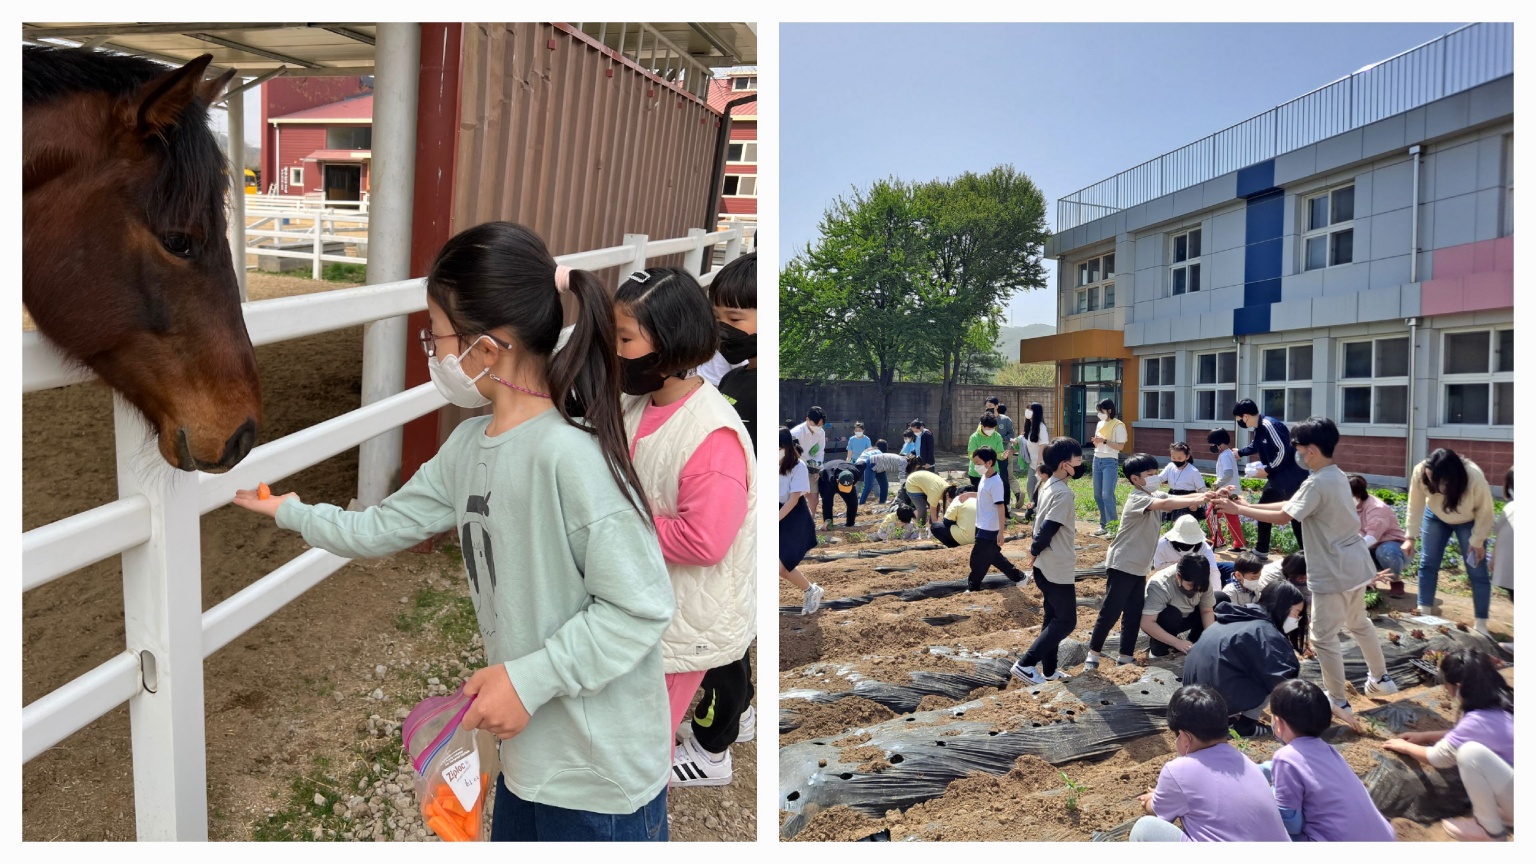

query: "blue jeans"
left=860, top=464, right=889, bottom=504
left=1372, top=541, right=1407, bottom=578
left=1417, top=510, right=1491, bottom=619
left=489, top=776, right=668, bottom=841
left=1092, top=455, right=1119, bottom=527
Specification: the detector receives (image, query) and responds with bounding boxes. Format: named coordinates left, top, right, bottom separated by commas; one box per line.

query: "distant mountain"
left=994, top=323, right=1055, bottom=361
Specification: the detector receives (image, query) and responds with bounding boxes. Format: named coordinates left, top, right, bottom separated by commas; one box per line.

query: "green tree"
left=908, top=165, right=1050, bottom=444
left=995, top=362, right=1057, bottom=388
left=779, top=178, right=925, bottom=439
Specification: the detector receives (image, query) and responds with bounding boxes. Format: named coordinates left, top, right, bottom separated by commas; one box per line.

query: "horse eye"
left=161, top=233, right=195, bottom=258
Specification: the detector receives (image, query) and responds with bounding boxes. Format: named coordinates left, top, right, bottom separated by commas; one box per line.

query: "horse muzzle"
left=175, top=418, right=258, bottom=473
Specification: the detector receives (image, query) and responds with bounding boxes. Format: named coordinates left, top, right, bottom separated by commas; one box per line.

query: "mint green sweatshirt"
left=276, top=409, right=675, bottom=814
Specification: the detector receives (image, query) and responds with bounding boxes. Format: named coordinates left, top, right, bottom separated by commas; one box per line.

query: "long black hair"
left=1440, top=648, right=1513, bottom=714
left=779, top=426, right=801, bottom=476
left=1422, top=448, right=1471, bottom=513
left=1022, top=401, right=1045, bottom=444
left=1258, top=581, right=1306, bottom=633
left=426, top=221, right=648, bottom=518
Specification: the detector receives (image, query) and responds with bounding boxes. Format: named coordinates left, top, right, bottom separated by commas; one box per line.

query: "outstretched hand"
left=232, top=487, right=300, bottom=519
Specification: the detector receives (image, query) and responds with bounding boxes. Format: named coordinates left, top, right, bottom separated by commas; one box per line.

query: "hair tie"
left=554, top=265, right=572, bottom=294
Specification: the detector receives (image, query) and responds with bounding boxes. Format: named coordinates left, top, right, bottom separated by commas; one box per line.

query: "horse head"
left=23, top=49, right=262, bottom=472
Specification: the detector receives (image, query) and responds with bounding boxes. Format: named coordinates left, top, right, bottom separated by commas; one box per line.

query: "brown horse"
left=23, top=47, right=262, bottom=472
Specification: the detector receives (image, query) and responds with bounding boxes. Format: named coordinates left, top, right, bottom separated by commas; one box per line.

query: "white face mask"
left=1024, top=409, right=1034, bottom=420
left=1296, top=448, right=1311, bottom=471
left=1097, top=411, right=1108, bottom=421
left=1283, top=616, right=1300, bottom=634
left=427, top=337, right=492, bottom=408
left=1242, top=577, right=1262, bottom=591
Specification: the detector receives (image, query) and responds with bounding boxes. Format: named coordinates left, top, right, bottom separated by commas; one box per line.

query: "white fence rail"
left=243, top=209, right=372, bottom=278
left=21, top=226, right=750, bottom=840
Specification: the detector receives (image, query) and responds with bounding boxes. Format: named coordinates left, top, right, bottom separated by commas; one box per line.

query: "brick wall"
left=1428, top=438, right=1513, bottom=492
left=1132, top=425, right=1174, bottom=456
left=1334, top=435, right=1409, bottom=478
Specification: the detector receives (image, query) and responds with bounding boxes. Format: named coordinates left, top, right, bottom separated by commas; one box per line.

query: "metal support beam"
left=189, top=32, right=321, bottom=68
left=320, top=26, right=376, bottom=45
left=227, top=90, right=248, bottom=300
left=218, top=66, right=285, bottom=104
left=23, top=22, right=361, bottom=39
left=357, top=23, right=420, bottom=507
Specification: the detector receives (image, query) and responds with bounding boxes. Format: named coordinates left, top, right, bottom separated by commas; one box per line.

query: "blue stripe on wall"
left=1235, top=161, right=1281, bottom=336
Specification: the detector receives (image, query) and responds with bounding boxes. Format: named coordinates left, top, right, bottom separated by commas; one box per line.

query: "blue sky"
left=781, top=22, right=1459, bottom=328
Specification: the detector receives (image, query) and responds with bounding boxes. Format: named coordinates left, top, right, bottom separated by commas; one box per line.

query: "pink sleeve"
left=1362, top=500, right=1398, bottom=542
left=654, top=427, right=750, bottom=567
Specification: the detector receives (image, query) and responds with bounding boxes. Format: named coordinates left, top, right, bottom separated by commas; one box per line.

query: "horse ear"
left=197, top=68, right=239, bottom=108
left=129, top=54, right=215, bottom=138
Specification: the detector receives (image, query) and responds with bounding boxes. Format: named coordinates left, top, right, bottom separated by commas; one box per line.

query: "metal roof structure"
left=21, top=22, right=756, bottom=94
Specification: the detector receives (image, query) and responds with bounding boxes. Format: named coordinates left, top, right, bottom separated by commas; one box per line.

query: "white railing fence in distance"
left=1055, top=22, right=1514, bottom=231
left=243, top=209, right=372, bottom=279
left=20, top=226, right=748, bottom=840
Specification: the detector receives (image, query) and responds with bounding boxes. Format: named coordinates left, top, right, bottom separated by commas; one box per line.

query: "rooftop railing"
left=1055, top=22, right=1513, bottom=232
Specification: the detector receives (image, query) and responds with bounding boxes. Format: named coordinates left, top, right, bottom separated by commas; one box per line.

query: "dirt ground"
left=779, top=491, right=1514, bottom=842
left=22, top=271, right=756, bottom=842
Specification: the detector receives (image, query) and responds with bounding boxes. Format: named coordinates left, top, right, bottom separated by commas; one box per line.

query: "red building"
left=260, top=77, right=374, bottom=201
left=708, top=70, right=757, bottom=238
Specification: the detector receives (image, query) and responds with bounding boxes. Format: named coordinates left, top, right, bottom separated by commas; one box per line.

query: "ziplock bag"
left=403, top=684, right=498, bottom=841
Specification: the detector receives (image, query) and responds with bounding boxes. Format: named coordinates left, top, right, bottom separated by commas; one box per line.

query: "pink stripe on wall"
left=1421, top=236, right=1514, bottom=315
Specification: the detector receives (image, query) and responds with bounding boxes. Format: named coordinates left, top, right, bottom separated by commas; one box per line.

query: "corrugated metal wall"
left=451, top=22, right=722, bottom=277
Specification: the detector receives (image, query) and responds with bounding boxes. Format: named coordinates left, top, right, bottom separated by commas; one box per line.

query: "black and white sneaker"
left=1010, top=662, right=1045, bottom=685
left=670, top=736, right=732, bottom=787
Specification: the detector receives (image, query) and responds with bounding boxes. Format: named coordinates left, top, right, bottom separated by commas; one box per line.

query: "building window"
left=1141, top=355, right=1176, bottom=420
left=1303, top=184, right=1355, bottom=271
left=1260, top=344, right=1313, bottom=422
left=326, top=126, right=372, bottom=150
left=1193, top=350, right=1237, bottom=422
left=288, top=166, right=304, bottom=187
left=1170, top=227, right=1201, bottom=295
left=1339, top=337, right=1409, bottom=425
left=1442, top=327, right=1514, bottom=426
left=726, top=142, right=758, bottom=164
left=1073, top=252, right=1115, bottom=315
left=1503, top=133, right=1514, bottom=237
left=722, top=175, right=757, bottom=197
left=731, top=75, right=757, bottom=91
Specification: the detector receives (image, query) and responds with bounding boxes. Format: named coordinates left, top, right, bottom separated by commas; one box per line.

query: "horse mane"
left=23, top=46, right=229, bottom=239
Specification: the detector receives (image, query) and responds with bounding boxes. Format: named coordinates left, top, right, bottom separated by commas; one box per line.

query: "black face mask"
left=619, top=353, right=676, bottom=396
left=1236, top=418, right=1249, bottom=429
left=1209, top=445, right=1220, bottom=453
left=717, top=321, right=755, bottom=364
left=1179, top=583, right=1199, bottom=598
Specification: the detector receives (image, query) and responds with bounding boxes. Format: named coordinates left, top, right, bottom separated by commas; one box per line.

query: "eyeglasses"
left=418, top=328, right=514, bottom=358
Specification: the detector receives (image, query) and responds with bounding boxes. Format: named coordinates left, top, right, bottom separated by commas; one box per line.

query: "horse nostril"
left=176, top=428, right=197, bottom=472
left=220, top=418, right=258, bottom=468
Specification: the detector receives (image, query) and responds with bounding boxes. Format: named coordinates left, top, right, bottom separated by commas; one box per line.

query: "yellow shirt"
left=904, top=470, right=948, bottom=501
left=944, top=497, right=978, bottom=546
left=1406, top=457, right=1496, bottom=547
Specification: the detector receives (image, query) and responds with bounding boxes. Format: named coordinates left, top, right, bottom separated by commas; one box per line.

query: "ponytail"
left=426, top=221, right=649, bottom=520
left=549, top=268, right=651, bottom=520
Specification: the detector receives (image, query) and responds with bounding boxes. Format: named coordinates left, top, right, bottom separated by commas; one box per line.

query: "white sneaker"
left=670, top=736, right=732, bottom=787
left=802, top=583, right=825, bottom=616
left=1042, top=669, right=1072, bottom=681
left=676, top=704, right=756, bottom=743
left=1418, top=604, right=1442, bottom=617
left=1010, top=662, right=1045, bottom=685
left=1091, top=527, right=1108, bottom=537
left=1474, top=619, right=1493, bottom=640
left=1365, top=674, right=1399, bottom=696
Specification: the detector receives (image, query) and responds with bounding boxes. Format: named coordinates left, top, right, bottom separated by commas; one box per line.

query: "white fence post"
left=227, top=91, right=248, bottom=301
left=312, top=215, right=323, bottom=281
left=682, top=227, right=708, bottom=278
left=722, top=227, right=743, bottom=265
left=115, top=407, right=208, bottom=840
left=621, top=234, right=649, bottom=286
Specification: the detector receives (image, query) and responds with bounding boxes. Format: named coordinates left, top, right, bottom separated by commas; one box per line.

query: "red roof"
left=300, top=149, right=372, bottom=162
left=708, top=79, right=757, bottom=116
left=272, top=94, right=373, bottom=123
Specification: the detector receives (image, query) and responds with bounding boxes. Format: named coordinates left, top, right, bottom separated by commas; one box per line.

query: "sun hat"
left=1164, top=514, right=1207, bottom=546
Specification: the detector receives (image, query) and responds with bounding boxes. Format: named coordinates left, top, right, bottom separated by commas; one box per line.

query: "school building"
left=709, top=68, right=759, bottom=246
left=1022, top=23, right=1513, bottom=489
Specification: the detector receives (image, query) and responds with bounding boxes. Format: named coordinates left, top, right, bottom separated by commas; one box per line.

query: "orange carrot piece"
left=428, top=814, right=471, bottom=842
left=257, top=482, right=271, bottom=500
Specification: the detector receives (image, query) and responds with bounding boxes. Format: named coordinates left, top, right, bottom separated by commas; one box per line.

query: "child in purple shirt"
left=1383, top=648, right=1514, bottom=841
left=1130, top=684, right=1291, bottom=842
left=1268, top=679, right=1394, bottom=841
